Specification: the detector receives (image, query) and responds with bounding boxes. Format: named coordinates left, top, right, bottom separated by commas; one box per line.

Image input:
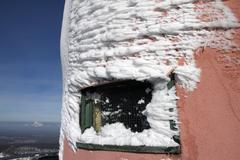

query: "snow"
left=60, top=0, right=239, bottom=158
left=59, top=0, right=72, bottom=158
left=102, top=109, right=122, bottom=117
left=137, top=99, right=145, bottom=104
left=81, top=85, right=179, bottom=147
left=31, top=121, right=43, bottom=128
left=174, top=65, right=201, bottom=91
left=0, top=153, right=4, bottom=158
left=11, top=158, right=32, bottom=160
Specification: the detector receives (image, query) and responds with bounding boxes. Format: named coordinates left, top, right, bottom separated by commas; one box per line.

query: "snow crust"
left=0, top=153, right=4, bottom=158
left=59, top=0, right=239, bottom=158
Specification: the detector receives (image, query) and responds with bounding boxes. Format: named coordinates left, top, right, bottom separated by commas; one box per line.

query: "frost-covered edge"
left=59, top=0, right=239, bottom=159
left=59, top=0, right=72, bottom=159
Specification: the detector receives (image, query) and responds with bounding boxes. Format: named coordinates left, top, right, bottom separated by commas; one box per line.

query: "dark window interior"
left=78, top=77, right=181, bottom=154
left=81, top=80, right=152, bottom=133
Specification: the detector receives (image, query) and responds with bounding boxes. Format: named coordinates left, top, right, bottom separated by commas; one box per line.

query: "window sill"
left=76, top=142, right=181, bottom=154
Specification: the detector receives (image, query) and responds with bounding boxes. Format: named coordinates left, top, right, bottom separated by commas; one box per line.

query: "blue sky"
left=0, top=0, right=65, bottom=122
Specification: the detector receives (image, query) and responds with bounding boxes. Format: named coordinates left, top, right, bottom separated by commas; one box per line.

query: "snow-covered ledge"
left=59, top=0, right=239, bottom=159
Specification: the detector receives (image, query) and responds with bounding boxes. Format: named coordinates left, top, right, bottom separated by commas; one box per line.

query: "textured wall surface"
left=60, top=0, right=240, bottom=159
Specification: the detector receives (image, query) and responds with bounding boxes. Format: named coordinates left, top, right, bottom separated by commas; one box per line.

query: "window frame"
left=77, top=74, right=180, bottom=154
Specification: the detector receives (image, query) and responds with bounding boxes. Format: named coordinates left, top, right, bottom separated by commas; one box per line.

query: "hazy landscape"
left=0, top=121, right=59, bottom=160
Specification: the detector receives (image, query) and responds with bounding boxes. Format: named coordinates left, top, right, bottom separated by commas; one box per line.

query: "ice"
left=0, top=153, right=4, bottom=158
left=137, top=99, right=145, bottom=104
left=59, top=0, right=239, bottom=158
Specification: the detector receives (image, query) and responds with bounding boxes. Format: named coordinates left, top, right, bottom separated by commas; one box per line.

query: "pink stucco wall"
left=63, top=0, right=240, bottom=159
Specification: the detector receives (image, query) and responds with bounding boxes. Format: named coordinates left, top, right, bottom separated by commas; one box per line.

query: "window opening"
left=78, top=76, right=180, bottom=153
left=80, top=80, right=152, bottom=133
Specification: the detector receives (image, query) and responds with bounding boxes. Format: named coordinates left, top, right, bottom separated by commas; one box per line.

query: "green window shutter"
left=80, top=96, right=85, bottom=133
left=167, top=74, right=175, bottom=90
left=80, top=97, right=93, bottom=133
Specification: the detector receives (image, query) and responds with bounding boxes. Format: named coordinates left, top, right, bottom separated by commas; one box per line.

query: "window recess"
left=78, top=75, right=180, bottom=154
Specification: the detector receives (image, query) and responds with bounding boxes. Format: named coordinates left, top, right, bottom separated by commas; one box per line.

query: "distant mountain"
left=31, top=121, right=44, bottom=128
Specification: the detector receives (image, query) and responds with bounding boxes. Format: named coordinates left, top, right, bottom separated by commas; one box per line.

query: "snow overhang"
left=59, top=0, right=239, bottom=159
